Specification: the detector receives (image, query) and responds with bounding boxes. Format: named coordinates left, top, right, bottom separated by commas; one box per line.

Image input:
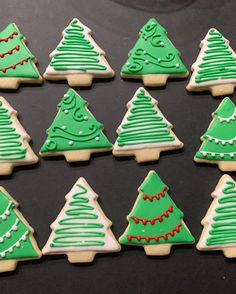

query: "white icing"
left=0, top=231, right=29, bottom=257
left=198, top=175, right=236, bottom=249
left=42, top=177, right=121, bottom=254
left=45, top=18, right=114, bottom=76
left=188, top=28, right=236, bottom=87
left=0, top=218, right=19, bottom=242
left=0, top=200, right=12, bottom=220
left=114, top=87, right=183, bottom=151
left=218, top=109, right=236, bottom=122
left=206, top=135, right=236, bottom=145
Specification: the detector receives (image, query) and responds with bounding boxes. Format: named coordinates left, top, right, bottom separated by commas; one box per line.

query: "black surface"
left=1, top=0, right=236, bottom=293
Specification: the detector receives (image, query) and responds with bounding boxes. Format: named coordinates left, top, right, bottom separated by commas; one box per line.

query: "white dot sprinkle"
left=161, top=42, right=164, bottom=47
left=176, top=63, right=180, bottom=68
left=143, top=50, right=147, bottom=54
left=9, top=248, right=13, bottom=253
left=5, top=210, right=10, bottom=216
left=157, top=58, right=161, bottom=62
left=69, top=141, right=74, bottom=146
left=1, top=252, right=5, bottom=257
left=64, top=94, right=69, bottom=98
left=6, top=232, right=11, bottom=238
left=47, top=140, right=51, bottom=144
left=13, top=225, right=18, bottom=231
left=62, top=126, right=67, bottom=130
left=95, top=137, right=100, bottom=141
left=145, top=60, right=149, bottom=64
left=22, top=236, right=27, bottom=241
left=84, top=116, right=88, bottom=120
left=0, top=238, right=3, bottom=243
left=16, top=242, right=21, bottom=248
left=2, top=215, right=6, bottom=220
left=79, top=131, right=83, bottom=135
left=64, top=110, right=69, bottom=114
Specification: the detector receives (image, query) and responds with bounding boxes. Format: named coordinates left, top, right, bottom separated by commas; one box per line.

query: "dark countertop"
left=1, top=0, right=236, bottom=293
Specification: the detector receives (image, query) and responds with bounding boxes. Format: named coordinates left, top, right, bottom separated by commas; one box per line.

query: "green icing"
left=121, top=18, right=188, bottom=75
left=116, top=88, right=175, bottom=147
left=195, top=97, right=236, bottom=161
left=0, top=100, right=27, bottom=160
left=0, top=23, right=40, bottom=78
left=50, top=183, right=105, bottom=247
left=195, top=28, right=236, bottom=84
left=206, top=180, right=236, bottom=246
left=50, top=18, right=107, bottom=71
left=119, top=171, right=195, bottom=246
left=0, top=191, right=39, bottom=260
left=40, top=88, right=112, bottom=153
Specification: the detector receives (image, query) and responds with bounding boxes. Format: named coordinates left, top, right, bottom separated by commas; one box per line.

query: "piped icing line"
left=217, top=109, right=236, bottom=123
left=0, top=31, right=18, bottom=43
left=200, top=151, right=236, bottom=158
left=0, top=45, right=20, bottom=58
left=0, top=231, right=29, bottom=257
left=0, top=218, right=19, bottom=242
left=131, top=205, right=173, bottom=225
left=143, top=186, right=167, bottom=201
left=0, top=57, right=30, bottom=73
left=205, top=135, right=236, bottom=145
left=127, top=223, right=182, bottom=242
left=0, top=200, right=12, bottom=221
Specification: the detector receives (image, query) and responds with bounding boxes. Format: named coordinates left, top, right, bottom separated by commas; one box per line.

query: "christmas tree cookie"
left=194, top=97, right=236, bottom=171
left=0, top=96, right=38, bottom=175
left=44, top=18, right=114, bottom=87
left=121, top=18, right=188, bottom=87
left=113, top=87, right=183, bottom=163
left=187, top=28, right=236, bottom=96
left=0, top=23, right=42, bottom=89
left=119, top=171, right=194, bottom=255
left=0, top=187, right=41, bottom=272
left=42, top=177, right=121, bottom=263
left=40, top=88, right=113, bottom=162
left=197, top=174, right=236, bottom=258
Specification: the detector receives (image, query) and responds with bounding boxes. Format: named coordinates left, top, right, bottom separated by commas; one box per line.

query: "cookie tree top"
left=0, top=96, right=38, bottom=175
left=197, top=174, right=236, bottom=258
left=113, top=87, right=183, bottom=162
left=0, top=187, right=41, bottom=272
left=119, top=171, right=195, bottom=255
left=186, top=28, right=236, bottom=96
left=121, top=18, right=188, bottom=79
left=40, top=88, right=112, bottom=160
left=42, top=177, right=121, bottom=263
left=0, top=23, right=42, bottom=87
left=44, top=18, right=114, bottom=86
left=195, top=98, right=236, bottom=171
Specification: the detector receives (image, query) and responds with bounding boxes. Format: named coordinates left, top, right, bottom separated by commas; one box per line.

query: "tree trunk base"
left=144, top=244, right=171, bottom=256
left=142, top=74, right=168, bottom=87
left=0, top=260, right=18, bottom=272
left=67, top=74, right=93, bottom=87
left=223, top=247, right=236, bottom=258
left=67, top=251, right=96, bottom=263
left=210, top=84, right=235, bottom=96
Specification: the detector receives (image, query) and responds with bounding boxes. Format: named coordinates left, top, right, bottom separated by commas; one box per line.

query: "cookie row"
left=1, top=18, right=235, bottom=97
left=1, top=170, right=234, bottom=273
left=1, top=87, right=234, bottom=176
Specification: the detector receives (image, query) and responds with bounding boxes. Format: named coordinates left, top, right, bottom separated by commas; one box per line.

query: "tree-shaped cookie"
left=121, top=18, right=188, bottom=87
left=187, top=28, right=236, bottom=96
left=44, top=18, right=114, bottom=87
left=40, top=88, right=112, bottom=162
left=195, top=97, right=236, bottom=171
left=113, top=87, right=183, bottom=163
left=43, top=177, right=121, bottom=263
left=0, top=23, right=42, bottom=89
left=0, top=96, right=38, bottom=175
left=119, top=171, right=195, bottom=256
left=0, top=187, right=41, bottom=272
left=197, top=174, right=236, bottom=258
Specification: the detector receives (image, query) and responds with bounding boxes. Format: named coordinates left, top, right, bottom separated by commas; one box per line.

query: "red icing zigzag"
left=143, top=186, right=167, bottom=201
left=0, top=57, right=30, bottom=73
left=131, top=205, right=173, bottom=225
left=0, top=45, right=20, bottom=58
left=127, top=223, right=182, bottom=242
left=0, top=31, right=18, bottom=43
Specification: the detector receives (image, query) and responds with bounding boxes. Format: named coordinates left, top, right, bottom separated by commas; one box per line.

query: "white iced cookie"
left=112, top=87, right=183, bottom=163
left=197, top=174, right=236, bottom=258
left=44, top=18, right=115, bottom=87
left=42, top=177, right=121, bottom=263
left=187, top=28, right=236, bottom=96
left=0, top=96, right=38, bottom=175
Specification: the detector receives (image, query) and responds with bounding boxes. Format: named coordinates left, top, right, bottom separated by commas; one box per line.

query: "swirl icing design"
left=40, top=88, right=112, bottom=153
left=119, top=171, right=195, bottom=246
left=195, top=29, right=236, bottom=84
left=42, top=178, right=121, bottom=254
left=121, top=18, right=188, bottom=75
left=114, top=88, right=182, bottom=150
left=0, top=23, right=40, bottom=78
left=206, top=180, right=236, bottom=246
left=0, top=100, right=27, bottom=160
left=195, top=97, right=236, bottom=161
left=0, top=189, right=40, bottom=260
